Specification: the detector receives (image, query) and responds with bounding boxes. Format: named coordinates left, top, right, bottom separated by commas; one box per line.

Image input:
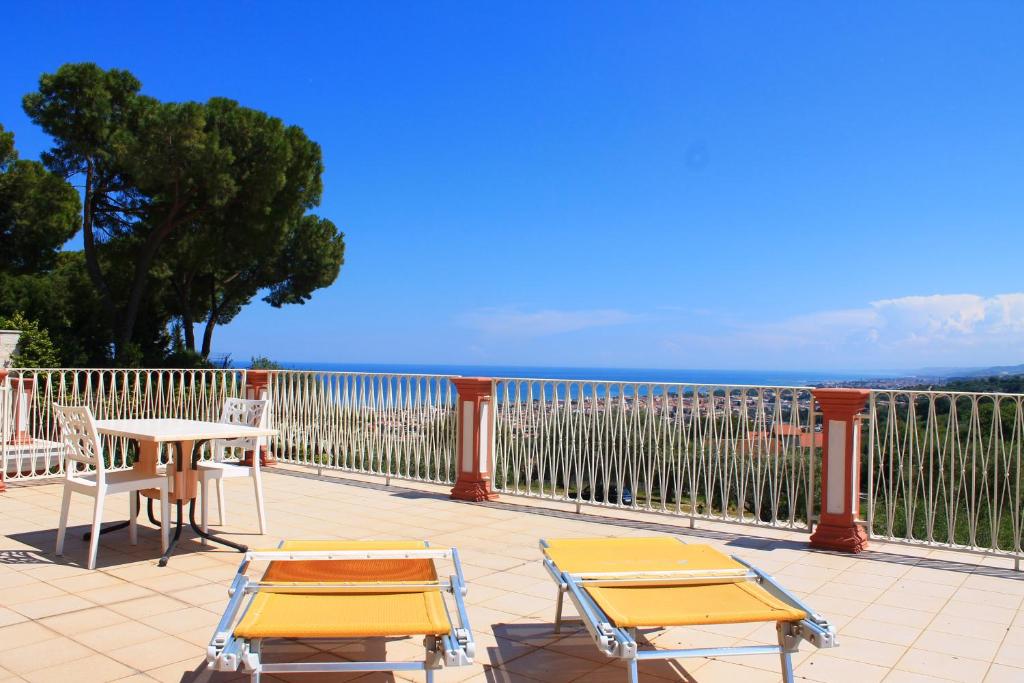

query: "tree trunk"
left=79, top=162, right=117, bottom=334
left=113, top=206, right=181, bottom=361
left=201, top=312, right=216, bottom=358
left=183, top=312, right=196, bottom=352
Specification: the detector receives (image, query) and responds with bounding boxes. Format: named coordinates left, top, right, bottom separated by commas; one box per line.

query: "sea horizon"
left=255, top=362, right=899, bottom=387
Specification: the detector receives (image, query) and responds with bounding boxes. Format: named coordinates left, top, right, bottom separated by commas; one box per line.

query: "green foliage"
left=0, top=312, right=61, bottom=367
left=0, top=124, right=80, bottom=274
left=19, top=62, right=344, bottom=365
left=250, top=356, right=284, bottom=370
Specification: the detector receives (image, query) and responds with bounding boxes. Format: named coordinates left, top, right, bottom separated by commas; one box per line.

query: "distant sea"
left=267, top=362, right=890, bottom=387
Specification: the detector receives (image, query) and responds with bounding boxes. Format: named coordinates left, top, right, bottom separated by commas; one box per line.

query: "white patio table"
left=92, top=418, right=277, bottom=566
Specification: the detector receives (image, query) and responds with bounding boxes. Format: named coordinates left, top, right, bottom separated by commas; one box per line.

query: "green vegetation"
left=1, top=62, right=345, bottom=367
left=0, top=312, right=61, bottom=367
left=250, top=356, right=284, bottom=370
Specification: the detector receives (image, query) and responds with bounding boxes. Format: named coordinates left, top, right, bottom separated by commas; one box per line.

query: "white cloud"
left=662, top=293, right=1024, bottom=369
left=461, top=307, right=638, bottom=337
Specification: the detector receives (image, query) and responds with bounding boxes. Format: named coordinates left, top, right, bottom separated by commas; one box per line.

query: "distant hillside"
left=918, top=363, right=1024, bottom=379
left=919, top=375, right=1024, bottom=394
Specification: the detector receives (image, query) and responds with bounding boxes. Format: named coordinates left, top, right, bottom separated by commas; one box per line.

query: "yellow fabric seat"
left=544, top=537, right=744, bottom=574
left=544, top=538, right=806, bottom=628
left=234, top=540, right=451, bottom=639
left=587, top=581, right=805, bottom=628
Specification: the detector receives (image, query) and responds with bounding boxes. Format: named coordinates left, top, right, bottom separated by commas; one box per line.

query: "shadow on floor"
left=179, top=637, right=398, bottom=682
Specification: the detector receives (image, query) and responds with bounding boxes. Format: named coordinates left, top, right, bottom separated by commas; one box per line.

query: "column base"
left=242, top=448, right=277, bottom=468
left=450, top=479, right=499, bottom=502
left=810, top=522, right=869, bottom=553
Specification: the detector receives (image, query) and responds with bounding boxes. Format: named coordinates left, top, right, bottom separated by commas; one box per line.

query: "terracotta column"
left=809, top=388, right=870, bottom=553
left=0, top=369, right=7, bottom=492
left=242, top=370, right=276, bottom=467
left=6, top=373, right=34, bottom=446
left=450, top=377, right=499, bottom=502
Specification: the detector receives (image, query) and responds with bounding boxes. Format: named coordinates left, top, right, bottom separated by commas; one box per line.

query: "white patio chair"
left=54, top=404, right=170, bottom=569
left=198, top=398, right=269, bottom=539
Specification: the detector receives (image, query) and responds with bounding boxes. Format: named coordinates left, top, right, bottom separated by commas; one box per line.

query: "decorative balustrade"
left=0, top=368, right=245, bottom=480
left=866, top=389, right=1024, bottom=558
left=492, top=377, right=819, bottom=529
left=268, top=370, right=459, bottom=484
left=4, top=366, right=1024, bottom=560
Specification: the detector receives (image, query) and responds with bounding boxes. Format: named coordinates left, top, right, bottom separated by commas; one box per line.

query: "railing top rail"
left=492, top=375, right=814, bottom=391
left=5, top=367, right=244, bottom=373
left=869, top=388, right=1024, bottom=399
left=268, top=369, right=462, bottom=379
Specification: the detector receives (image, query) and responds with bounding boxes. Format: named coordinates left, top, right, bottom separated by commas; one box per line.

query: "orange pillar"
left=242, top=370, right=276, bottom=467
left=6, top=374, right=34, bottom=446
left=450, top=377, right=499, bottom=502
left=809, top=388, right=870, bottom=553
left=0, top=369, right=7, bottom=492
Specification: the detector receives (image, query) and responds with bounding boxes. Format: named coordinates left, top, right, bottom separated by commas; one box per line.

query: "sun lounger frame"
left=208, top=543, right=474, bottom=682
left=539, top=539, right=836, bottom=683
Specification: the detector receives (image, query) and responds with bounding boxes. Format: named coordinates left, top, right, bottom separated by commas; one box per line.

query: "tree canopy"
left=0, top=124, right=80, bottom=274
left=7, top=62, right=346, bottom=366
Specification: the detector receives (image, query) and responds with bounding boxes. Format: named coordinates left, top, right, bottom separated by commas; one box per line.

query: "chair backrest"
left=53, top=404, right=105, bottom=481
left=219, top=398, right=269, bottom=430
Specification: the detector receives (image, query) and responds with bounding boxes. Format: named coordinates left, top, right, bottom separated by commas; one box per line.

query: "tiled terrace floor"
left=1, top=467, right=1023, bottom=683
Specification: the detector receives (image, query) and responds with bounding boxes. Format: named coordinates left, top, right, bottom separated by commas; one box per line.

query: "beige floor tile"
left=106, top=594, right=189, bottom=620
left=841, top=616, right=922, bottom=646
left=914, top=629, right=1000, bottom=662
left=108, top=635, right=200, bottom=671
left=883, top=668, right=951, bottom=682
left=73, top=620, right=166, bottom=650
left=20, top=653, right=134, bottom=683
left=0, top=621, right=60, bottom=651
left=795, top=652, right=890, bottom=683
left=895, top=649, right=991, bottom=682
left=500, top=647, right=603, bottom=682
left=0, top=608, right=28, bottom=629
left=11, top=593, right=95, bottom=620
left=0, top=636, right=95, bottom=674
left=78, top=583, right=155, bottom=606
left=691, top=659, right=784, bottom=682
left=986, top=663, right=1024, bottom=682
left=38, top=606, right=129, bottom=635
left=994, top=642, right=1024, bottom=669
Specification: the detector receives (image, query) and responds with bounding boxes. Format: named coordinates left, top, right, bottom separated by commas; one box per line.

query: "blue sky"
left=3, top=2, right=1023, bottom=371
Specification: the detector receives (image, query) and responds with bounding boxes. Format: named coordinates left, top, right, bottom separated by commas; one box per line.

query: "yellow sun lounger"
left=541, top=537, right=836, bottom=683
left=207, top=540, right=474, bottom=682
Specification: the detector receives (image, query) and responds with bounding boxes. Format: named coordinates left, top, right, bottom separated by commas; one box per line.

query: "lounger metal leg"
left=627, top=658, right=639, bottom=683
left=777, top=623, right=795, bottom=683
left=425, top=668, right=435, bottom=683
left=554, top=586, right=565, bottom=633
left=250, top=639, right=261, bottom=683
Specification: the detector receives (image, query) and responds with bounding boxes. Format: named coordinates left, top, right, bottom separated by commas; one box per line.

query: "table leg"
left=83, top=491, right=140, bottom=541
left=157, top=500, right=184, bottom=567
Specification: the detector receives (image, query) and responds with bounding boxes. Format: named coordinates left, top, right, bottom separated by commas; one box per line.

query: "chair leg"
left=777, top=623, right=795, bottom=683
left=160, top=490, right=170, bottom=552
left=200, top=476, right=209, bottom=546
left=252, top=469, right=267, bottom=535
left=129, top=491, right=138, bottom=545
left=216, top=479, right=226, bottom=526
left=554, top=586, right=565, bottom=633
left=87, top=491, right=105, bottom=570
left=627, top=658, right=639, bottom=683
left=56, top=486, right=72, bottom=556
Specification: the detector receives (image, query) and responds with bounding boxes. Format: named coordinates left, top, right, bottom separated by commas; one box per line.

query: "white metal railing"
left=493, top=378, right=819, bottom=529
left=866, top=390, right=1024, bottom=558
left=1, top=368, right=246, bottom=480
left=269, top=370, right=459, bottom=484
